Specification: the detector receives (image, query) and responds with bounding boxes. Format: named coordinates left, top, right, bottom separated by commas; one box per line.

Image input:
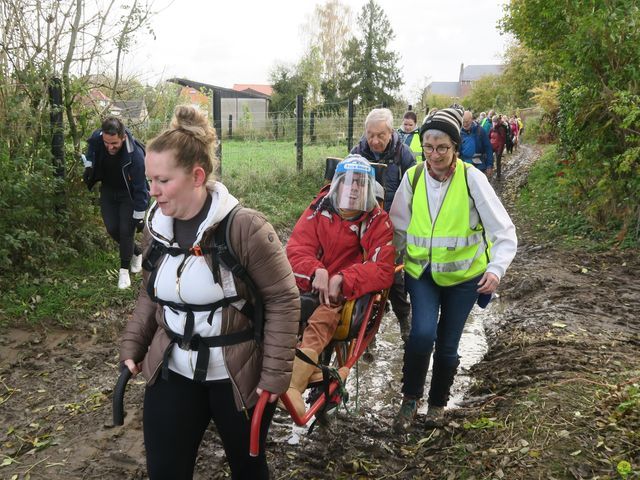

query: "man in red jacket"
left=285, top=155, right=395, bottom=415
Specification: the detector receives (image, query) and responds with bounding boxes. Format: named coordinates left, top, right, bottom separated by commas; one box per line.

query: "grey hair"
left=365, top=108, right=394, bottom=131
left=422, top=129, right=452, bottom=143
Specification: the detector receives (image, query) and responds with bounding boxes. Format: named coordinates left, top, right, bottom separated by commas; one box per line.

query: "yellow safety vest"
left=408, top=131, right=423, bottom=162
left=404, top=159, right=489, bottom=286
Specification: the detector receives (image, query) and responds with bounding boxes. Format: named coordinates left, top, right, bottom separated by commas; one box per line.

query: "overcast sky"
left=125, top=0, right=510, bottom=103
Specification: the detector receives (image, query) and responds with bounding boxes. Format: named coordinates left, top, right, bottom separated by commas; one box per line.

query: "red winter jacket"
left=286, top=189, right=395, bottom=300
left=489, top=124, right=507, bottom=153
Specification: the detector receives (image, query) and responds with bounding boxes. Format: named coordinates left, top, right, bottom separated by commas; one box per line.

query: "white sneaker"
left=118, top=268, right=131, bottom=289
left=130, top=254, right=142, bottom=273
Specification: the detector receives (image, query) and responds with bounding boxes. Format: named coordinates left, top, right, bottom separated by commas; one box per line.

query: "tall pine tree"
left=340, top=0, right=403, bottom=107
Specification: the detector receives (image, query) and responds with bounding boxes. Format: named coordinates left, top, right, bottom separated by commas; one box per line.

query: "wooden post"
left=49, top=77, right=65, bottom=179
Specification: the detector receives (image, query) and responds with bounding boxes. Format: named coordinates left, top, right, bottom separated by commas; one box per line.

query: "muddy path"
left=1, top=145, right=639, bottom=479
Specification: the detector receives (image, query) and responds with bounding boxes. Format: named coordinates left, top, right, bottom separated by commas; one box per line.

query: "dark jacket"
left=351, top=131, right=416, bottom=211
left=84, top=129, right=149, bottom=215
left=460, top=122, right=494, bottom=171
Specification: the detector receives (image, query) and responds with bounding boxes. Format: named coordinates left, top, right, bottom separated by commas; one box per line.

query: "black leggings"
left=143, top=371, right=276, bottom=480
left=99, top=185, right=140, bottom=269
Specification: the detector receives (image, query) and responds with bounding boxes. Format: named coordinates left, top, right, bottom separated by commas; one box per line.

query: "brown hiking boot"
left=393, top=398, right=419, bottom=433
left=424, top=405, right=445, bottom=428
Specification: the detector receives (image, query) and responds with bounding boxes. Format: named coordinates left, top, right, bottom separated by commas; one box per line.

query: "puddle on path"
left=279, top=298, right=506, bottom=442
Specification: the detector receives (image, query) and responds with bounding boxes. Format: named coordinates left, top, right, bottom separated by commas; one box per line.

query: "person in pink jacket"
left=285, top=155, right=395, bottom=415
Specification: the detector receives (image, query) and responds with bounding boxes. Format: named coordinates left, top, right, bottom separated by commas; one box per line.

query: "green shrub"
left=518, top=146, right=627, bottom=248
left=0, top=145, right=106, bottom=278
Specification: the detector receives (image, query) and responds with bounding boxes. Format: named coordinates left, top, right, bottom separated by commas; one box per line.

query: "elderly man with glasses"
left=351, top=108, right=416, bottom=343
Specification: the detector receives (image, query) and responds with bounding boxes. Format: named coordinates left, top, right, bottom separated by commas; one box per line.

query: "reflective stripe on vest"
left=404, top=158, right=488, bottom=286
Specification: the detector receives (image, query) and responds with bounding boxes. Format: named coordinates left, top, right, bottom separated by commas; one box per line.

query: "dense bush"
left=502, top=0, right=640, bottom=244
left=0, top=142, right=107, bottom=278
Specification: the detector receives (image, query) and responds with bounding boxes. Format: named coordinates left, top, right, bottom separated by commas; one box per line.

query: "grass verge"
left=516, top=145, right=636, bottom=250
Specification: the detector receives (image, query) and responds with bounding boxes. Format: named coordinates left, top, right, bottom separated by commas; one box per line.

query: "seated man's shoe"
left=286, top=348, right=318, bottom=417
left=393, top=397, right=418, bottom=433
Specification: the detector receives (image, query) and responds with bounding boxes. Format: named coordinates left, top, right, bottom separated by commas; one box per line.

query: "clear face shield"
left=328, top=156, right=377, bottom=214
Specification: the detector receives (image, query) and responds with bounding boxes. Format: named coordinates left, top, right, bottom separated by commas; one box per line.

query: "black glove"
left=132, top=217, right=144, bottom=233
left=83, top=167, right=93, bottom=187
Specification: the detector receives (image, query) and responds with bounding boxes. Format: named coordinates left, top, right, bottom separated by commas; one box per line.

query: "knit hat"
left=419, top=106, right=463, bottom=146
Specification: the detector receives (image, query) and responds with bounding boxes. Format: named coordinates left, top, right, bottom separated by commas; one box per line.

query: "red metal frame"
left=249, top=288, right=390, bottom=456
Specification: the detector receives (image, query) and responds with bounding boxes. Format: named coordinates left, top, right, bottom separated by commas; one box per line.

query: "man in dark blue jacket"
left=83, top=117, right=149, bottom=289
left=460, top=110, right=494, bottom=177
left=350, top=108, right=416, bottom=342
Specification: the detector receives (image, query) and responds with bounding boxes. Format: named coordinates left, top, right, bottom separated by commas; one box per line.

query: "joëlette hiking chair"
left=249, top=158, right=396, bottom=455
left=111, top=158, right=398, bottom=457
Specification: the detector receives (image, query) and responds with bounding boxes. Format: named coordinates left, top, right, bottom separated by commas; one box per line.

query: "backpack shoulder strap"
left=410, top=162, right=425, bottom=193
left=213, top=204, right=264, bottom=341
left=134, top=138, right=146, bottom=155
left=394, top=139, right=404, bottom=165
left=463, top=164, right=491, bottom=262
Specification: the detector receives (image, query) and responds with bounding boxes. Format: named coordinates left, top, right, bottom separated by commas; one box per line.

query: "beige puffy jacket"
left=120, top=207, right=300, bottom=412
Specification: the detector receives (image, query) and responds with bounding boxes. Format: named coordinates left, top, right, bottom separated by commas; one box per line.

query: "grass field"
left=0, top=140, right=353, bottom=327
left=221, top=140, right=349, bottom=229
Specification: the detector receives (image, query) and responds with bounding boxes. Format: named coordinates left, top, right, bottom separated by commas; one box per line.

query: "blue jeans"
left=402, top=270, right=481, bottom=402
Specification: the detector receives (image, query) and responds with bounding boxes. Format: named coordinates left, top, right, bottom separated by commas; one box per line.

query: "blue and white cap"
left=328, top=154, right=378, bottom=214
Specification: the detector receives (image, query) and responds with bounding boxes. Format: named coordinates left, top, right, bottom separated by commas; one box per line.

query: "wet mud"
left=1, top=145, right=638, bottom=479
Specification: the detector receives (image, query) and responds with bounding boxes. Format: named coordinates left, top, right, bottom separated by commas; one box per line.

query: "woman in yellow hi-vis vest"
left=397, top=110, right=423, bottom=162
left=389, top=107, right=517, bottom=432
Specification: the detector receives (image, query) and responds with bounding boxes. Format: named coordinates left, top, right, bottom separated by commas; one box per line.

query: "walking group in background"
left=82, top=102, right=518, bottom=478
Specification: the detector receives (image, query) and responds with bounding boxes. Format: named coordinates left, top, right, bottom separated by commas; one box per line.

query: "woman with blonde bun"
left=120, top=105, right=299, bottom=479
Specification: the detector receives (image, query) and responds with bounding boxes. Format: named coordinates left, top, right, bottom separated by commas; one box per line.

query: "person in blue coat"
left=350, top=108, right=416, bottom=342
left=83, top=117, right=149, bottom=289
left=460, top=110, right=495, bottom=177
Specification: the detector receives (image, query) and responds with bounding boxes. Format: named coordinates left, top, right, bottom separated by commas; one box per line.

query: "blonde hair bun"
left=170, top=105, right=217, bottom=147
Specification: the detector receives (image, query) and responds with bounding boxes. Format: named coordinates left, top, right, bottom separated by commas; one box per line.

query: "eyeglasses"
left=422, top=144, right=452, bottom=155
left=348, top=177, right=367, bottom=187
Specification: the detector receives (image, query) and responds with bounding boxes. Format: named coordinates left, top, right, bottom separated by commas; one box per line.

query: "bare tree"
left=302, top=0, right=352, bottom=86
left=0, top=0, right=157, bottom=156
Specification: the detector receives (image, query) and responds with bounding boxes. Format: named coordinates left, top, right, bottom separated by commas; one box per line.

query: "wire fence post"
left=213, top=89, right=222, bottom=177
left=296, top=94, right=303, bottom=172
left=347, top=98, right=354, bottom=153
left=309, top=110, right=316, bottom=145
left=273, top=113, right=279, bottom=141
left=228, top=114, right=233, bottom=139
